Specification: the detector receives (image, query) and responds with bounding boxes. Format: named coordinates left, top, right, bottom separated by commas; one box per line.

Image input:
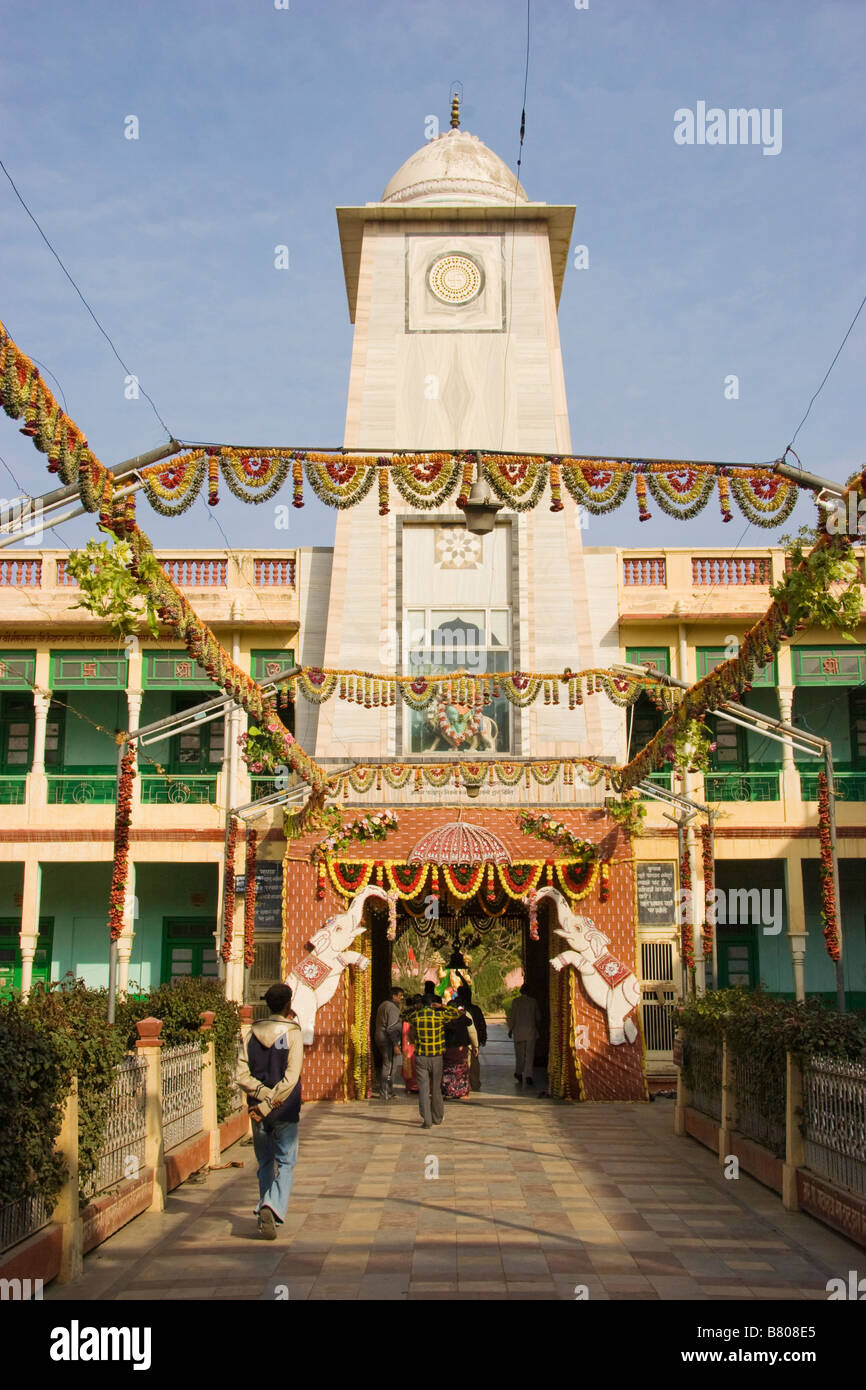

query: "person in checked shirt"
left=407, top=994, right=460, bottom=1128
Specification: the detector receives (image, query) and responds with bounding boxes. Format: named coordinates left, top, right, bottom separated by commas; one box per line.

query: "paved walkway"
left=49, top=1023, right=860, bottom=1301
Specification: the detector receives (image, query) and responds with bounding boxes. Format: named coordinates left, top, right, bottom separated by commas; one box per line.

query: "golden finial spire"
left=450, top=92, right=460, bottom=129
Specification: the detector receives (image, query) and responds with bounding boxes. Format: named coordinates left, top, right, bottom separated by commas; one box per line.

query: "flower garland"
left=391, top=453, right=461, bottom=508
left=305, top=456, right=376, bottom=508
left=108, top=745, right=136, bottom=942
left=325, top=857, right=604, bottom=902
left=237, top=720, right=296, bottom=775
left=679, top=841, right=694, bottom=972
left=278, top=666, right=665, bottom=712
left=646, top=463, right=715, bottom=519
left=517, top=811, right=596, bottom=865
left=730, top=471, right=798, bottom=528
left=315, top=810, right=399, bottom=860
left=484, top=456, right=547, bottom=511
left=700, top=822, right=715, bottom=957
left=561, top=460, right=632, bottom=514
left=141, top=452, right=206, bottom=516
left=351, top=930, right=372, bottom=1099
left=244, top=829, right=258, bottom=968
left=817, top=772, right=840, bottom=961
left=221, top=816, right=240, bottom=962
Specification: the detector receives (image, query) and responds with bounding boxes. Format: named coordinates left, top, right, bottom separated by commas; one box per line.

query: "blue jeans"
left=252, top=1119, right=299, bottom=1224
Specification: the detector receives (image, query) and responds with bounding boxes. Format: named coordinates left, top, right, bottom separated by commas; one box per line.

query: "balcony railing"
left=0, top=557, right=41, bottom=586
left=800, top=770, right=866, bottom=802
left=623, top=556, right=666, bottom=586
left=691, top=556, right=771, bottom=586
left=704, top=770, right=781, bottom=802
left=56, top=559, right=78, bottom=586
left=47, top=769, right=117, bottom=804
left=0, top=774, right=27, bottom=804
left=159, top=558, right=227, bottom=587
left=254, top=557, right=296, bottom=586
left=140, top=774, right=218, bottom=805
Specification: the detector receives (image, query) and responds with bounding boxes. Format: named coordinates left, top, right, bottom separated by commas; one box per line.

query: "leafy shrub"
left=676, top=988, right=866, bottom=1062
left=0, top=998, right=68, bottom=1205
left=21, top=979, right=128, bottom=1201
left=118, top=978, right=242, bottom=1122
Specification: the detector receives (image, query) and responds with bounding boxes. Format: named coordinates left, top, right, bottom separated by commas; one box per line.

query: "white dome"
left=381, top=129, right=528, bottom=207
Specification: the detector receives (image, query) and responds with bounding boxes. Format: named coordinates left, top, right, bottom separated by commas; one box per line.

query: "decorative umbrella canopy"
left=408, top=821, right=511, bottom=865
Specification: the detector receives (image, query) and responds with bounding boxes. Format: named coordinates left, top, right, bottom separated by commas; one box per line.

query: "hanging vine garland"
left=221, top=816, right=239, bottom=963
left=244, top=829, right=258, bottom=967
left=817, top=772, right=841, bottom=961
left=108, top=745, right=136, bottom=942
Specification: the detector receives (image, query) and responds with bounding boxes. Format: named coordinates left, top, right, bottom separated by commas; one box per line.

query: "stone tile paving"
left=47, top=1023, right=862, bottom=1302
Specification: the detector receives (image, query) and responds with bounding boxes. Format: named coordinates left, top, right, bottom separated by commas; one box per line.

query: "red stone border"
left=81, top=1169, right=153, bottom=1254
left=165, top=1132, right=210, bottom=1191
left=797, top=1169, right=866, bottom=1249
left=0, top=1222, right=61, bottom=1287
left=728, top=1132, right=784, bottom=1194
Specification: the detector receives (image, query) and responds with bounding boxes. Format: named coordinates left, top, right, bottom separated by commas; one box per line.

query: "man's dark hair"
left=263, top=983, right=294, bottom=1014
left=520, top=983, right=531, bottom=995
left=391, top=987, right=404, bottom=1000
left=423, top=980, right=436, bottom=993
left=457, top=984, right=471, bottom=1005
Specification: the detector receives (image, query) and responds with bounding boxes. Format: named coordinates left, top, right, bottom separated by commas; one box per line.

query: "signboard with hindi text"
left=235, top=860, right=284, bottom=930
left=636, top=862, right=676, bottom=926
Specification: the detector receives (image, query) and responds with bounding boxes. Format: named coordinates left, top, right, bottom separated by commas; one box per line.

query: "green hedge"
left=676, top=988, right=866, bottom=1063
left=14, top=979, right=129, bottom=1202
left=0, top=999, right=68, bottom=1206
left=118, top=978, right=242, bottom=1123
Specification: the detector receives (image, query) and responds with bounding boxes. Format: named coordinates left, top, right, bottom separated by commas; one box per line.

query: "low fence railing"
left=803, top=1055, right=866, bottom=1198
left=161, top=1042, right=204, bottom=1152
left=683, top=1032, right=722, bottom=1121
left=83, top=1054, right=148, bottom=1201
left=733, top=1051, right=787, bottom=1158
left=0, top=1193, right=52, bottom=1258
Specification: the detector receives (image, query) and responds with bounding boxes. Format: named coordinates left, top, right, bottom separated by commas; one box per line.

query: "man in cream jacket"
left=236, top=983, right=304, bottom=1239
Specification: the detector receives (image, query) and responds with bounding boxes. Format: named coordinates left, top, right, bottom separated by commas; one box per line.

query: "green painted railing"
left=800, top=771, right=866, bottom=802
left=638, top=770, right=672, bottom=796
left=0, top=775, right=27, bottom=805
left=47, top=768, right=116, bottom=804
left=704, top=770, right=780, bottom=802
left=140, top=774, right=218, bottom=805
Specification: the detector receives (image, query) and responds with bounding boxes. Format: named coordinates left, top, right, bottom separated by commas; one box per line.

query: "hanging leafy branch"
left=65, top=538, right=162, bottom=638
left=771, top=526, right=862, bottom=636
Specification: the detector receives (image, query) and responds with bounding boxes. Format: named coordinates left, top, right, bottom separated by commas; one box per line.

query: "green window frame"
left=143, top=650, right=214, bottom=691
left=0, top=918, right=53, bottom=997
left=696, top=647, right=777, bottom=687
left=625, top=647, right=670, bottom=676
left=792, top=646, right=866, bottom=686
left=164, top=693, right=225, bottom=772
left=50, top=649, right=128, bottom=690
left=0, top=693, right=34, bottom=773
left=251, top=649, right=295, bottom=684
left=161, top=918, right=219, bottom=983
left=717, top=932, right=758, bottom=990
left=0, top=650, right=36, bottom=689
left=850, top=690, right=866, bottom=769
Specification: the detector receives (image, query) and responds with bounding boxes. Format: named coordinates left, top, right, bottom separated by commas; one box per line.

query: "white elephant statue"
left=538, top=885, right=641, bottom=1046
left=286, top=884, right=386, bottom=1045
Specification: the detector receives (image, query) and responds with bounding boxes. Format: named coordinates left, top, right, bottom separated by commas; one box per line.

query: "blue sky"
left=1, top=0, right=863, bottom=553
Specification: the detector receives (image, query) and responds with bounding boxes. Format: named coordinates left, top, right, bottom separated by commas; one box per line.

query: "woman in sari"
left=441, top=1003, right=479, bottom=1100
left=401, top=995, right=421, bottom=1094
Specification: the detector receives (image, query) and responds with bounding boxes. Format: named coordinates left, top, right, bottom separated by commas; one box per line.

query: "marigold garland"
left=244, top=829, right=258, bottom=967
left=221, top=816, right=239, bottom=963
left=817, top=772, right=841, bottom=961
left=108, top=744, right=136, bottom=942
left=700, top=822, right=715, bottom=956
left=680, top=841, right=694, bottom=972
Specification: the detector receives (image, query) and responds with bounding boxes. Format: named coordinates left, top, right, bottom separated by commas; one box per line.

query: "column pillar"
left=136, top=1017, right=167, bottom=1212
left=718, top=1033, right=737, bottom=1164
left=27, top=689, right=51, bottom=809
left=199, top=1011, right=221, bottom=1167
left=55, top=1077, right=83, bottom=1283
left=19, top=858, right=42, bottom=1000
left=786, top=853, right=808, bottom=1003
left=778, top=686, right=801, bottom=812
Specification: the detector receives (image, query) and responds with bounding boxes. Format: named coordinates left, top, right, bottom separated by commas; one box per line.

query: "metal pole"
left=824, top=747, right=846, bottom=1013
left=707, top=809, right=718, bottom=991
